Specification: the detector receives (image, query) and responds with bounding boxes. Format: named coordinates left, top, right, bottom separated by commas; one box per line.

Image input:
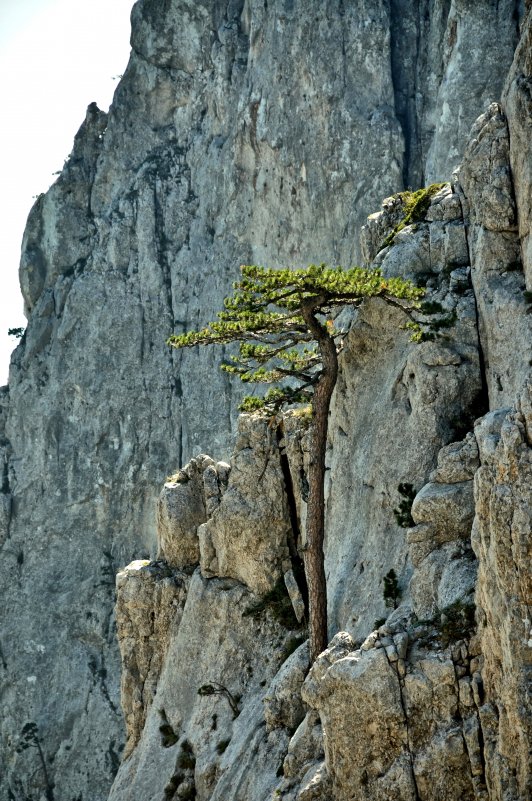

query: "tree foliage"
left=8, top=327, right=25, bottom=339
left=168, top=263, right=423, bottom=411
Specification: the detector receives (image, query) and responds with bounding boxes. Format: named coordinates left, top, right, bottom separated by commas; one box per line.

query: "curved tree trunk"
left=301, top=303, right=338, bottom=662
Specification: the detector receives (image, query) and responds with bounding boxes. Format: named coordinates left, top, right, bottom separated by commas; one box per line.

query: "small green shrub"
left=177, top=739, right=196, bottom=771
left=164, top=774, right=180, bottom=800
left=380, top=183, right=446, bottom=250
left=404, top=307, right=457, bottom=342
left=393, top=483, right=416, bottom=528
left=158, top=709, right=179, bottom=748
left=8, top=327, right=25, bottom=339
left=410, top=599, right=476, bottom=647
left=238, top=386, right=311, bottom=414
left=439, top=600, right=476, bottom=646
left=197, top=683, right=240, bottom=717
left=374, top=617, right=386, bottom=630
left=159, top=724, right=179, bottom=748
left=383, top=569, right=401, bottom=609
left=243, top=578, right=301, bottom=629
left=239, top=395, right=267, bottom=412
left=419, top=300, right=444, bottom=315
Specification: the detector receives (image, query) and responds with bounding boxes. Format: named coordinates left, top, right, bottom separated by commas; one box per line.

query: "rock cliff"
left=1, top=2, right=530, bottom=801
left=109, top=166, right=532, bottom=799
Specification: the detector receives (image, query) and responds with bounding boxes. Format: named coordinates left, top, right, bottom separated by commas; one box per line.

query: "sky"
left=0, top=0, right=134, bottom=385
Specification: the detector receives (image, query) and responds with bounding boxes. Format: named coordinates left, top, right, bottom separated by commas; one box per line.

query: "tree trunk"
left=301, top=304, right=338, bottom=662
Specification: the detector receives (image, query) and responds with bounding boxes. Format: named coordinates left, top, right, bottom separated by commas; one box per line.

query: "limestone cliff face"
left=107, top=9, right=532, bottom=798
left=0, top=2, right=529, bottom=801
left=109, top=172, right=531, bottom=800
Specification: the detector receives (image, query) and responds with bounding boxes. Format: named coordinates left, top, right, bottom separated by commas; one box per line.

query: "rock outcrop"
left=110, top=423, right=306, bottom=801
left=1, top=3, right=531, bottom=801
left=108, top=156, right=531, bottom=799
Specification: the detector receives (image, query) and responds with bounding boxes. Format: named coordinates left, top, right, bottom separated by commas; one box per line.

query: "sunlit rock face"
left=0, top=2, right=526, bottom=800
left=472, top=387, right=532, bottom=801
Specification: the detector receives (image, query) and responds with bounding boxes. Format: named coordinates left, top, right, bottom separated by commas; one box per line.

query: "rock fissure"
left=450, top=645, right=488, bottom=797
left=381, top=642, right=422, bottom=801
left=276, top=423, right=308, bottom=615
left=389, top=0, right=425, bottom=190
left=89, top=652, right=119, bottom=716
left=456, top=189, right=491, bottom=418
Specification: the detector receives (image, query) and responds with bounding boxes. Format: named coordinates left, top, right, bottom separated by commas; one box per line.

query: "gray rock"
left=284, top=569, right=306, bottom=624
left=283, top=711, right=324, bottom=782
left=326, top=277, right=482, bottom=638
left=156, top=456, right=216, bottom=569
left=0, top=3, right=529, bottom=798
left=472, top=380, right=532, bottom=801
left=198, top=414, right=291, bottom=596
left=429, top=433, right=480, bottom=484
left=296, top=761, right=331, bottom=801
left=458, top=103, right=532, bottom=407
left=263, top=642, right=310, bottom=733
left=411, top=481, right=475, bottom=538
left=110, top=568, right=296, bottom=801
left=503, top=10, right=532, bottom=288
left=115, top=560, right=188, bottom=757
left=410, top=542, right=477, bottom=619
left=425, top=187, right=463, bottom=223
left=473, top=409, right=510, bottom=465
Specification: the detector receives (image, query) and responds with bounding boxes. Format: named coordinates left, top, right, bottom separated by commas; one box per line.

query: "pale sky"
left=0, top=0, right=134, bottom=385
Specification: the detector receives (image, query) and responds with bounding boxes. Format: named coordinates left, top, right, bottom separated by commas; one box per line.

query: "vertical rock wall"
left=472, top=391, right=532, bottom=801
left=0, top=2, right=526, bottom=800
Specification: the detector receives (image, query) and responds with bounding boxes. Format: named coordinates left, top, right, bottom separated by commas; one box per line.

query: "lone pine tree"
left=168, top=263, right=423, bottom=661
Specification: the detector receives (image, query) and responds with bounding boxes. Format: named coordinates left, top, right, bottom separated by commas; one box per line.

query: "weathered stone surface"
left=472, top=381, right=532, bottom=801
left=429, top=432, right=480, bottom=484
left=115, top=560, right=188, bottom=757
left=284, top=568, right=307, bottom=624
left=310, top=632, right=483, bottom=801
left=0, top=3, right=529, bottom=799
left=403, top=653, right=477, bottom=801
left=406, top=432, right=478, bottom=618
left=326, top=249, right=482, bottom=637
left=281, top=411, right=312, bottom=543
left=412, top=480, right=475, bottom=537
left=301, top=624, right=493, bottom=801
left=459, top=104, right=518, bottom=233
left=282, top=711, right=324, bottom=782
left=458, top=103, right=532, bottom=407
left=157, top=454, right=222, bottom=569
left=109, top=568, right=298, bottom=801
left=303, top=642, right=418, bottom=801
left=503, top=7, right=532, bottom=287
left=296, top=761, right=331, bottom=801
left=263, top=641, right=310, bottom=733
left=19, top=103, right=108, bottom=315
left=388, top=0, right=520, bottom=187
left=409, top=541, right=477, bottom=619
left=198, top=414, right=291, bottom=595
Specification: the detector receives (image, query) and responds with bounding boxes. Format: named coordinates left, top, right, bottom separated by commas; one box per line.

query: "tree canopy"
left=167, top=263, right=424, bottom=414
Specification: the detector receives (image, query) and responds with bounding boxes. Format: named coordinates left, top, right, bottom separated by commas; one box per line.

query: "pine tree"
left=168, top=263, right=423, bottom=661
